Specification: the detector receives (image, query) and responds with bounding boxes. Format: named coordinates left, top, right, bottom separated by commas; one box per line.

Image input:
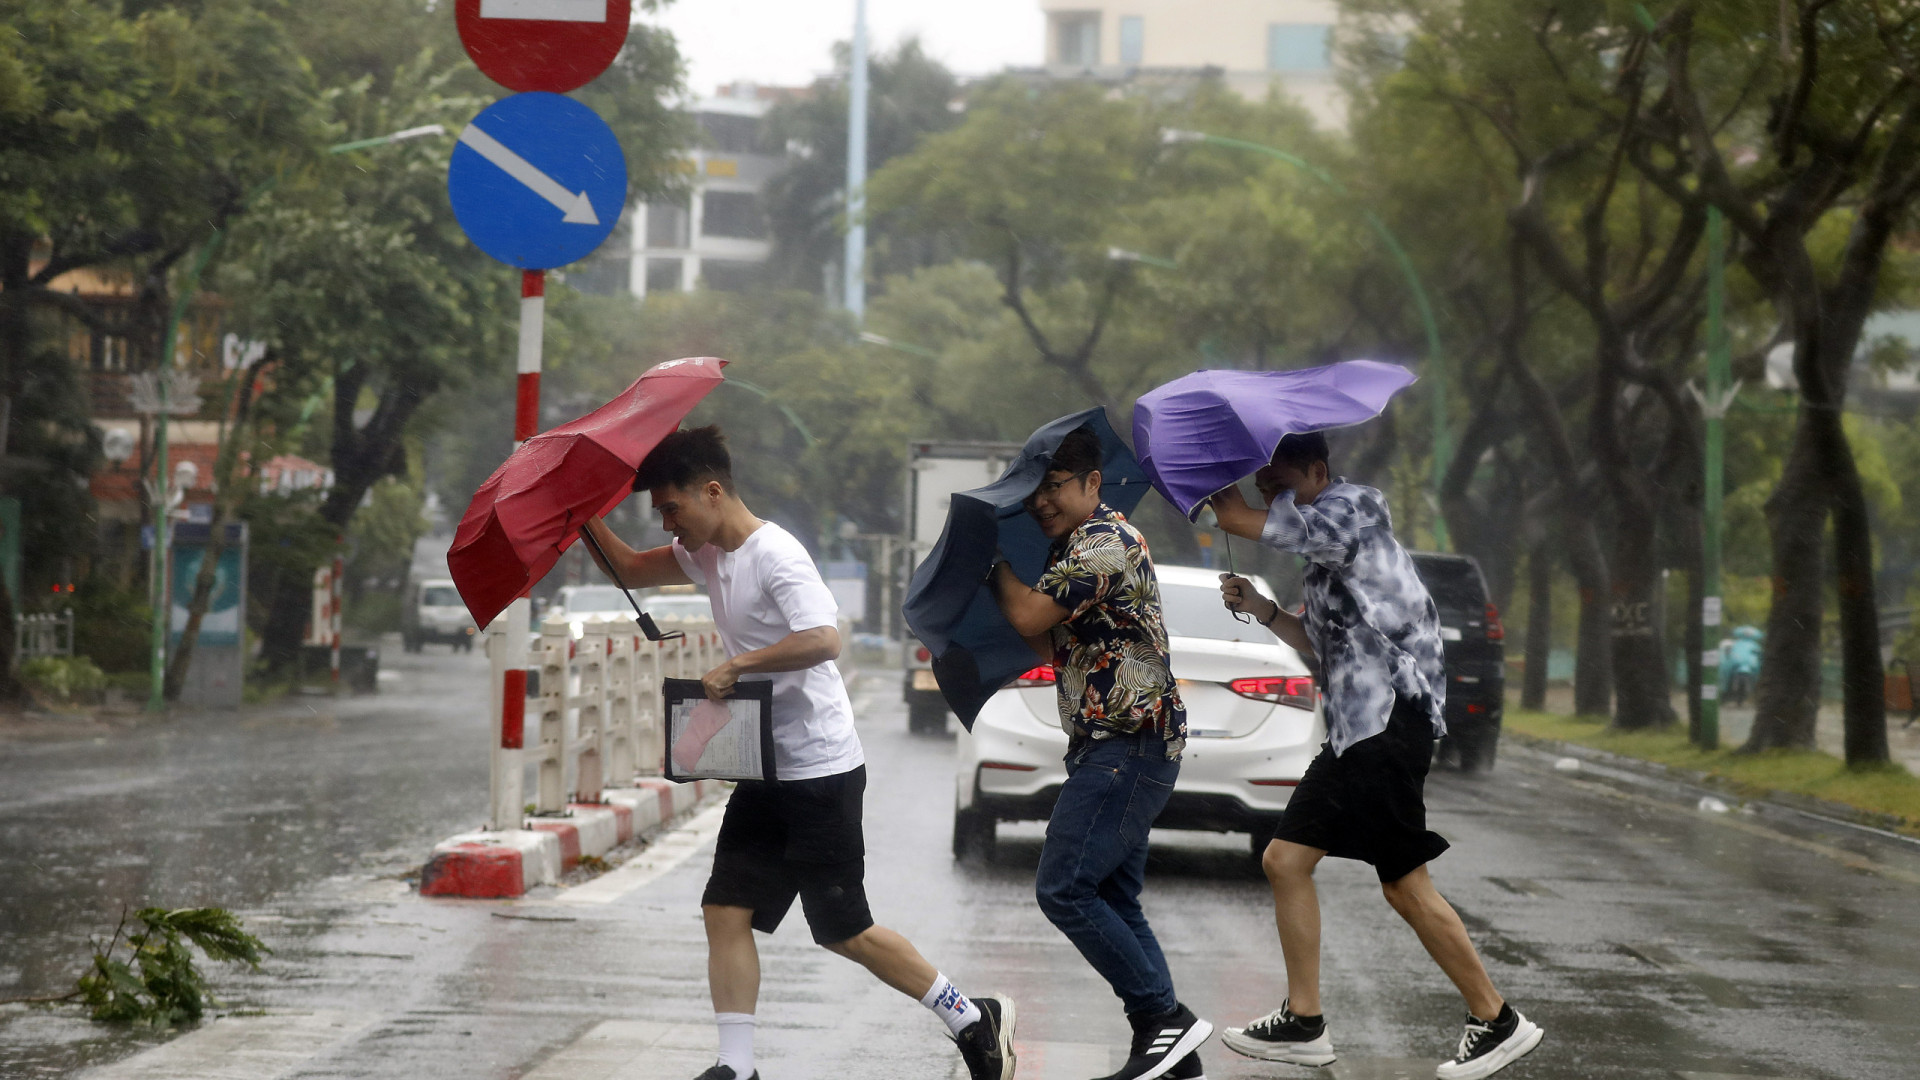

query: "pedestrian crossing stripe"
left=79, top=1012, right=376, bottom=1080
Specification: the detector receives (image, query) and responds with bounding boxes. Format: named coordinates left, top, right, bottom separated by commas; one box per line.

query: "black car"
left=1410, top=552, right=1506, bottom=771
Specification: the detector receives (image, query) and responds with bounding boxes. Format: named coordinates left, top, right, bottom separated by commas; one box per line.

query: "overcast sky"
left=645, top=0, right=1045, bottom=96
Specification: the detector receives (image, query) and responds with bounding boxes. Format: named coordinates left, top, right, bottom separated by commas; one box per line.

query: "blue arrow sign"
left=448, top=92, right=627, bottom=270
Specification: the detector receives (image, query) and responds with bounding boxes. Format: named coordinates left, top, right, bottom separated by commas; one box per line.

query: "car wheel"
left=1457, top=722, right=1500, bottom=774
left=952, top=805, right=995, bottom=860
left=1249, top=829, right=1274, bottom=862
left=908, top=697, right=948, bottom=735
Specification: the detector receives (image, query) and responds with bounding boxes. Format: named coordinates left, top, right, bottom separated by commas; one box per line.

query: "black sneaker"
left=1221, top=1000, right=1335, bottom=1066
left=1165, top=1049, right=1207, bottom=1079
left=1434, top=1003, right=1542, bottom=1080
left=693, top=1068, right=758, bottom=1080
left=1097, top=1002, right=1213, bottom=1080
left=954, top=994, right=1016, bottom=1080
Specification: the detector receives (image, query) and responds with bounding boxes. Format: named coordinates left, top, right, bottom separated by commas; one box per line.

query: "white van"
left=403, top=578, right=476, bottom=653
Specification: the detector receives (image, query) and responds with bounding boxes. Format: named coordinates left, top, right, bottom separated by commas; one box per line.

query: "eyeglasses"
left=1026, top=470, right=1092, bottom=505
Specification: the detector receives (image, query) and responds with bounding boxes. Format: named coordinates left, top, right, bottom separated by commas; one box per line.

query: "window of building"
left=1268, top=23, right=1332, bottom=71
left=700, top=259, right=765, bottom=292
left=645, top=200, right=690, bottom=249
left=1118, top=16, right=1143, bottom=66
left=1052, top=12, right=1100, bottom=67
left=93, top=333, right=131, bottom=372
left=645, top=258, right=684, bottom=294
left=698, top=112, right=761, bottom=154
left=700, top=191, right=766, bottom=240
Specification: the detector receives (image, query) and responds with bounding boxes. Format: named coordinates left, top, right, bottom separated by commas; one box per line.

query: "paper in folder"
left=662, top=677, right=775, bottom=783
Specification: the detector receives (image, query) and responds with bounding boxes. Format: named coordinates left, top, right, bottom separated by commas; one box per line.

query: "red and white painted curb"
left=421, top=779, right=721, bottom=898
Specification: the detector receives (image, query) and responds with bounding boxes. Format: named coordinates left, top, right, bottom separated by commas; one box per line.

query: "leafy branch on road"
left=1, top=907, right=273, bottom=1027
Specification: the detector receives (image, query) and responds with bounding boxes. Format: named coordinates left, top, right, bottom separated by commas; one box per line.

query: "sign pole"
left=516, top=270, right=544, bottom=443
left=490, top=267, right=544, bottom=829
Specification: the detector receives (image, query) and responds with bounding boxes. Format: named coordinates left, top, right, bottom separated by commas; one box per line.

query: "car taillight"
left=915, top=646, right=932, bottom=662
left=1228, top=676, right=1316, bottom=709
left=1013, top=665, right=1056, bottom=687
left=1485, top=603, right=1505, bottom=641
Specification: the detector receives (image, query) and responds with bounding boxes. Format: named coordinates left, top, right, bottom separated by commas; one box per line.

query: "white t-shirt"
left=672, top=522, right=864, bottom=781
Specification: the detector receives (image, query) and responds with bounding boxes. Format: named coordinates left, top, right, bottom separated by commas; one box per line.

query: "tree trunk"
left=1565, top=514, right=1613, bottom=717
left=1609, top=513, right=1676, bottom=729
left=1825, top=414, right=1888, bottom=766
left=1746, top=410, right=1826, bottom=751
left=165, top=359, right=263, bottom=700
left=1522, top=539, right=1551, bottom=711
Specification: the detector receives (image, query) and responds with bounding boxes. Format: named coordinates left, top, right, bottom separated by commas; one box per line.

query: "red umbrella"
left=449, top=356, right=728, bottom=628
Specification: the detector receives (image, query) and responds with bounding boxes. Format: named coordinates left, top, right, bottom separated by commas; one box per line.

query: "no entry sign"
left=455, top=0, right=633, bottom=93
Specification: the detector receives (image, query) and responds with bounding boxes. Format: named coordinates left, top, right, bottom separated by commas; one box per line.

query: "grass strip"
left=1503, top=709, right=1920, bottom=837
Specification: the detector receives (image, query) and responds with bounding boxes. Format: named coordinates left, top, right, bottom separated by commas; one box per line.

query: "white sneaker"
left=1221, top=1001, right=1336, bottom=1067
left=1434, top=1005, right=1543, bottom=1080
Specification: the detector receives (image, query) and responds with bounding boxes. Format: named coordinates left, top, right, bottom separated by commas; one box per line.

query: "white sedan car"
left=953, top=564, right=1323, bottom=859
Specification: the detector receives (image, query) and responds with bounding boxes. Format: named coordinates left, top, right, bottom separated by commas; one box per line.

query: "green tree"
left=0, top=0, right=321, bottom=697
left=761, top=39, right=963, bottom=293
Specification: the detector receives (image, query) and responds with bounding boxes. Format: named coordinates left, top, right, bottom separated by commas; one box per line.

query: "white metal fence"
left=15, top=610, right=74, bottom=660
left=487, top=607, right=722, bottom=828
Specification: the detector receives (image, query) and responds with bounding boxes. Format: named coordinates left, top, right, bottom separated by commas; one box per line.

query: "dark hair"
left=1046, top=425, right=1104, bottom=476
left=1270, top=431, right=1330, bottom=471
left=634, top=424, right=734, bottom=492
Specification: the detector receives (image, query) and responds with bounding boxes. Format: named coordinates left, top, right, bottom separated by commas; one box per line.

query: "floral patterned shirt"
left=1260, top=480, right=1447, bottom=756
left=1037, top=503, right=1187, bottom=759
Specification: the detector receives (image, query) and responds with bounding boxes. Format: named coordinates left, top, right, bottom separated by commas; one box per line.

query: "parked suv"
left=1409, top=553, right=1506, bottom=772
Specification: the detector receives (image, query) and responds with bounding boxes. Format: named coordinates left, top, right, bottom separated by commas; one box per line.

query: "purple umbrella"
left=1132, top=360, right=1418, bottom=520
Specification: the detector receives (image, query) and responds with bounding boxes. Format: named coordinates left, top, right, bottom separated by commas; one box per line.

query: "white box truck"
left=904, top=439, right=1022, bottom=734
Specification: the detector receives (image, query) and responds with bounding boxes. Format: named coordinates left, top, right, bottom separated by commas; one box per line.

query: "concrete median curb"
left=421, top=779, right=722, bottom=898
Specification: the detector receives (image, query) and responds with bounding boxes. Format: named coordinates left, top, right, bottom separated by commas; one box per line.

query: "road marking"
left=456, top=124, right=601, bottom=224
left=555, top=796, right=729, bottom=905
left=520, top=1020, right=712, bottom=1079
left=80, top=1011, right=376, bottom=1079
left=478, top=0, right=607, bottom=22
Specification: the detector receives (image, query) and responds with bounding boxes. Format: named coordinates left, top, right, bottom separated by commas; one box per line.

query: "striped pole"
left=516, top=270, right=544, bottom=445
left=330, top=551, right=343, bottom=689
left=493, top=268, right=543, bottom=829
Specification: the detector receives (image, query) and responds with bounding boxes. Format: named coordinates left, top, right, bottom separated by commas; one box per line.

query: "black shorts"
left=701, top=765, right=875, bottom=945
left=1269, top=695, right=1450, bottom=884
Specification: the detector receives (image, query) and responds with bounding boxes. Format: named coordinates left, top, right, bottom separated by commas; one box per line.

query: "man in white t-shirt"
left=582, top=425, right=1015, bottom=1080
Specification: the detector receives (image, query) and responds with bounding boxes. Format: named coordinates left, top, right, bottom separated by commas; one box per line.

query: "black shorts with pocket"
left=1269, top=694, right=1450, bottom=883
left=701, top=764, right=875, bottom=945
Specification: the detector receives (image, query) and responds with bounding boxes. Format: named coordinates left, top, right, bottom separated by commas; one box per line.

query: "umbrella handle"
left=579, top=524, right=686, bottom=643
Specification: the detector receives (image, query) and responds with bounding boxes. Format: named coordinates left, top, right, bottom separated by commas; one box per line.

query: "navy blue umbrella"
left=902, top=407, right=1151, bottom=728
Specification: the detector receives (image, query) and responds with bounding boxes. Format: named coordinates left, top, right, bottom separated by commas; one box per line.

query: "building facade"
left=625, top=84, right=799, bottom=298
left=1038, top=0, right=1345, bottom=125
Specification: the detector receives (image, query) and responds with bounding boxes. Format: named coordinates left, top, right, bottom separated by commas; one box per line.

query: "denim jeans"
left=1034, top=731, right=1181, bottom=1017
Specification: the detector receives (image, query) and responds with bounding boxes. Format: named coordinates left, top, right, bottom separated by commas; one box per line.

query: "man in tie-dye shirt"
left=1209, top=431, right=1543, bottom=1080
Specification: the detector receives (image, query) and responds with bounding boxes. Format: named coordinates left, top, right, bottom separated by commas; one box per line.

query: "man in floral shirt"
left=988, top=426, right=1211, bottom=1080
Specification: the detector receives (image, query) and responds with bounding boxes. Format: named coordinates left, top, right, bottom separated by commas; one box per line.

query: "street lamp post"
left=1160, top=129, right=1452, bottom=550
left=145, top=125, right=446, bottom=712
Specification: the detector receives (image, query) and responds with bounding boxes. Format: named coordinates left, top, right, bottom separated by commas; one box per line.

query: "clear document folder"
left=662, top=677, right=775, bottom=783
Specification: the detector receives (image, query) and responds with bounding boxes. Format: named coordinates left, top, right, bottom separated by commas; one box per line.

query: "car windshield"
left=564, top=586, right=632, bottom=614
left=1159, top=582, right=1274, bottom=644
left=422, top=586, right=460, bottom=607
left=1412, top=557, right=1485, bottom=615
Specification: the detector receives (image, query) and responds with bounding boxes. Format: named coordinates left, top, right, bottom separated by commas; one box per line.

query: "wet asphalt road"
left=4, top=645, right=1920, bottom=1080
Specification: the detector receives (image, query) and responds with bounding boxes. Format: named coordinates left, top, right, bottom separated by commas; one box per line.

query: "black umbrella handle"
left=579, top=524, right=685, bottom=642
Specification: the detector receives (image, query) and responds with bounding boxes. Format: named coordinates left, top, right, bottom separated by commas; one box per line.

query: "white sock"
left=715, top=1012, right=755, bottom=1076
left=920, top=972, right=983, bottom=1036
